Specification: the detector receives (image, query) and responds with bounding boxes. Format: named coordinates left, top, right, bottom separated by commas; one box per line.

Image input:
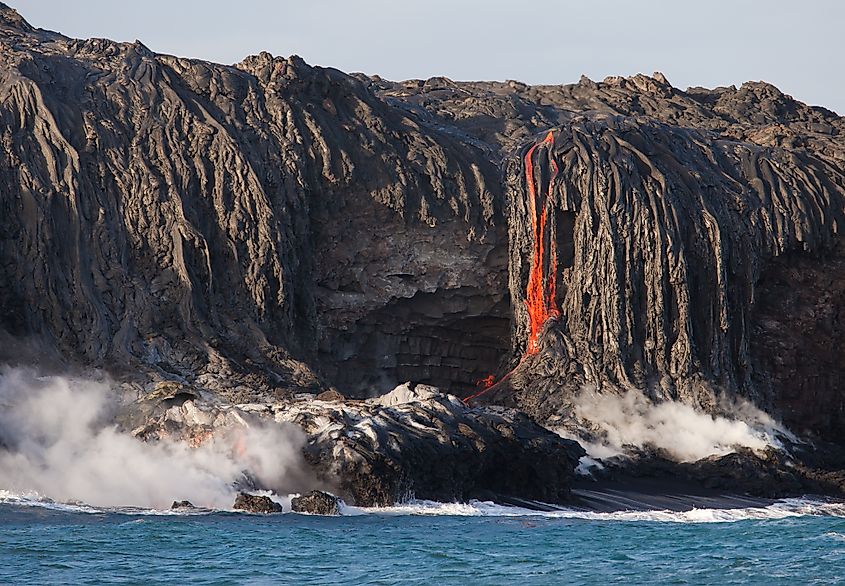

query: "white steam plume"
left=562, top=387, right=792, bottom=462
left=0, top=366, right=308, bottom=509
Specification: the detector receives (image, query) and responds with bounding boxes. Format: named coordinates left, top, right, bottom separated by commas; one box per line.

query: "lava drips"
left=524, top=131, right=559, bottom=355
left=475, top=374, right=496, bottom=390
left=465, top=131, right=560, bottom=403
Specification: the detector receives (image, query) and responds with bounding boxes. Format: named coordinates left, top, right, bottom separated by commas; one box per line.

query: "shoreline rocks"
left=233, top=493, right=283, bottom=514
left=291, top=491, right=340, bottom=515
left=584, top=446, right=845, bottom=501
left=132, top=382, right=585, bottom=507
left=278, top=383, right=586, bottom=506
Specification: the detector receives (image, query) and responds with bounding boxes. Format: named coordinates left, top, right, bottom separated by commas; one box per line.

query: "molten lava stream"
left=464, top=131, right=559, bottom=404
left=524, top=131, right=559, bottom=355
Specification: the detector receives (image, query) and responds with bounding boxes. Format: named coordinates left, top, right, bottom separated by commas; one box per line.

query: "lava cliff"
left=1, top=4, right=844, bottom=444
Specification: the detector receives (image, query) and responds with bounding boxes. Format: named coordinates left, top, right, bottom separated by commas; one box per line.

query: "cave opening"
left=318, top=286, right=512, bottom=398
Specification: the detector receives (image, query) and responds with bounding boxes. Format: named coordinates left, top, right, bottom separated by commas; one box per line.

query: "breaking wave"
left=340, top=497, right=845, bottom=523
left=4, top=490, right=845, bottom=524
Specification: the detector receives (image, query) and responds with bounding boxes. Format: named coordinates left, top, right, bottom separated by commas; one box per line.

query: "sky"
left=15, top=0, right=845, bottom=113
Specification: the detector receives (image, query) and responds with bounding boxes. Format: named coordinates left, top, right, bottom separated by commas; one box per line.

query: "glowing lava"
left=475, top=374, right=496, bottom=390
left=524, top=131, right=559, bottom=355
left=464, top=131, right=560, bottom=404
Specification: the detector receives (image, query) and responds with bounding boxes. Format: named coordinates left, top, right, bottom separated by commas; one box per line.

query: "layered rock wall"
left=484, top=115, right=845, bottom=425
left=0, top=6, right=503, bottom=399
left=2, top=4, right=845, bottom=441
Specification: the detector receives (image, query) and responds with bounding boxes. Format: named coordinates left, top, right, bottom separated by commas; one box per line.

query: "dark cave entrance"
left=318, top=286, right=512, bottom=398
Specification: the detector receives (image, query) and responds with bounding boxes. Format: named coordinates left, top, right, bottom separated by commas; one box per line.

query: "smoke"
left=0, top=366, right=309, bottom=510
left=563, top=388, right=791, bottom=462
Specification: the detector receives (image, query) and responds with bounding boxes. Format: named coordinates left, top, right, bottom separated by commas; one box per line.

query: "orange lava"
left=463, top=131, right=559, bottom=404
left=524, top=131, right=559, bottom=354
left=476, top=374, right=496, bottom=389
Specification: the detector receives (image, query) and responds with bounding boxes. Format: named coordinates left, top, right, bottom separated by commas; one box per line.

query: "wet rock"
left=170, top=500, right=196, bottom=510
left=2, top=4, right=845, bottom=492
left=686, top=449, right=804, bottom=498
left=276, top=384, right=586, bottom=507
left=233, top=493, right=283, bottom=514
left=592, top=447, right=840, bottom=500
left=315, top=390, right=345, bottom=403
left=291, top=491, right=340, bottom=515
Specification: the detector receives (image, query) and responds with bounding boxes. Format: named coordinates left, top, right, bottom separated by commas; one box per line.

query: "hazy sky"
left=16, top=0, right=845, bottom=113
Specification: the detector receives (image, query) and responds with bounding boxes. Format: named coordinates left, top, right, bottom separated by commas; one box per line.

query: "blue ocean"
left=2, top=496, right=845, bottom=585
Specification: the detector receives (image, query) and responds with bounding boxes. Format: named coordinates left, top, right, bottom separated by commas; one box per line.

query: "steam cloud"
left=0, top=366, right=308, bottom=510
left=564, top=387, right=791, bottom=462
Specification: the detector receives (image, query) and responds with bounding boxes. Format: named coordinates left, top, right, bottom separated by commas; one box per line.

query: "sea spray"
left=561, top=387, right=792, bottom=462
left=0, top=366, right=308, bottom=509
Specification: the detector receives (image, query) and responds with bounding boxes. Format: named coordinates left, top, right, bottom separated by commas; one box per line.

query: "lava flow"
left=464, top=131, right=560, bottom=403
left=524, top=131, right=560, bottom=355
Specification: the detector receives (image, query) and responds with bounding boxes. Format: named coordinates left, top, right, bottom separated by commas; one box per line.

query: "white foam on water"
left=338, top=499, right=534, bottom=517
left=0, top=489, right=104, bottom=514
left=342, top=496, right=845, bottom=523
left=0, top=490, right=845, bottom=520
left=0, top=488, right=294, bottom=516
left=824, top=532, right=845, bottom=541
left=3, top=489, right=845, bottom=524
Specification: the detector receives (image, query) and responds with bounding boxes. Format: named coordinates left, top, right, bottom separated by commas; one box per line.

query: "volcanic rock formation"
left=132, top=382, right=585, bottom=506
left=1, top=3, right=845, bottom=467
left=0, top=4, right=504, bottom=401
left=233, top=492, right=283, bottom=514
left=290, top=490, right=340, bottom=515
left=477, top=115, right=845, bottom=434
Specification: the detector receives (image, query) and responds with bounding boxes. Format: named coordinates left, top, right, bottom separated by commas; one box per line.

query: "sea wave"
left=3, top=489, right=845, bottom=523
left=342, top=497, right=845, bottom=523
left=0, top=490, right=210, bottom=516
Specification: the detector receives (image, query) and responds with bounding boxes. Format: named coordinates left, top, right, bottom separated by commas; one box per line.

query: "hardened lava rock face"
left=479, top=115, right=845, bottom=437
left=0, top=4, right=504, bottom=399
left=290, top=490, right=340, bottom=515
left=233, top=493, right=283, bottom=514
left=2, top=3, right=845, bottom=441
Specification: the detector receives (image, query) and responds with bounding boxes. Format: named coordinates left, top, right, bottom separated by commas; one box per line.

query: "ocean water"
left=2, top=495, right=845, bottom=585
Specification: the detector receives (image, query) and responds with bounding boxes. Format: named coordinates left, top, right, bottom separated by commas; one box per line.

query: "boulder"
left=132, top=384, right=585, bottom=508
left=278, top=384, right=586, bottom=507
left=371, top=382, right=439, bottom=407
left=315, top=389, right=345, bottom=403
left=291, top=491, right=340, bottom=515
left=170, top=500, right=196, bottom=510
left=233, top=493, right=283, bottom=514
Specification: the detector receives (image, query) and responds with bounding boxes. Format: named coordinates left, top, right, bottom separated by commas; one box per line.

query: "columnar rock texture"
left=479, top=115, right=845, bottom=435
left=0, top=5, right=504, bottom=399
left=2, top=5, right=845, bottom=442
left=380, top=78, right=845, bottom=439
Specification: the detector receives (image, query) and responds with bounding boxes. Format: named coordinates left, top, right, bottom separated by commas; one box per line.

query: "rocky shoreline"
left=1, top=3, right=845, bottom=511
left=125, top=381, right=584, bottom=508
left=117, top=379, right=845, bottom=511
